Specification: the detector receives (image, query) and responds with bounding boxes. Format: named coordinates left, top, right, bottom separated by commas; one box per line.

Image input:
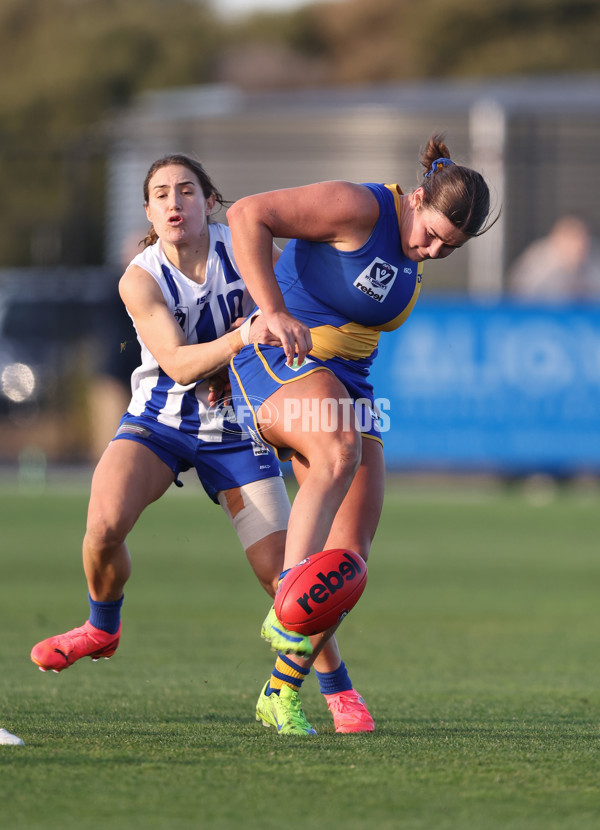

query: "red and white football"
left=274, top=549, right=367, bottom=636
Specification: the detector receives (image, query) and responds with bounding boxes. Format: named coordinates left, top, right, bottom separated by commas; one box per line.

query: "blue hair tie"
left=424, top=157, right=455, bottom=178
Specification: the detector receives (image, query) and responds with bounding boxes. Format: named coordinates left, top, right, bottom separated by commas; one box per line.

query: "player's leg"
left=83, top=439, right=175, bottom=600
left=256, top=368, right=363, bottom=570
left=230, top=347, right=379, bottom=730
left=219, top=464, right=376, bottom=735
left=218, top=476, right=315, bottom=734
left=230, top=351, right=363, bottom=659
left=248, top=528, right=317, bottom=734
left=218, top=477, right=290, bottom=598
left=288, top=436, right=384, bottom=732
left=254, top=438, right=382, bottom=733
left=252, top=371, right=368, bottom=665
left=30, top=439, right=175, bottom=672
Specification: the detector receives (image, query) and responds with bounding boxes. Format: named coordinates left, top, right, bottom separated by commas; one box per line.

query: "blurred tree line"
left=1, top=0, right=599, bottom=267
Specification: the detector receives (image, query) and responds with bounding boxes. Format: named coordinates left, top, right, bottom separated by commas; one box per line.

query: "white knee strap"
left=218, top=476, right=291, bottom=551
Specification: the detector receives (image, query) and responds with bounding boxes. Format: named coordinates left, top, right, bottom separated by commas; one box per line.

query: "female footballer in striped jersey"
left=30, top=155, right=368, bottom=734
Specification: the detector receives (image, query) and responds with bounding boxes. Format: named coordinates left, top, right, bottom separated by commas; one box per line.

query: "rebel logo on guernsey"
left=295, top=552, right=364, bottom=617
left=353, top=257, right=399, bottom=303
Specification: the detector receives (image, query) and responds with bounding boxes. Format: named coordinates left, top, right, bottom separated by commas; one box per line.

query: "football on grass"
left=274, top=549, right=367, bottom=635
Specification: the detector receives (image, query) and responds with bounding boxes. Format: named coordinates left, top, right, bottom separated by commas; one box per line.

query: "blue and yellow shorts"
left=229, top=344, right=384, bottom=461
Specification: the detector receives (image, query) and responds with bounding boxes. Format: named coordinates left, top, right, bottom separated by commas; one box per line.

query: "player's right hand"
left=263, top=310, right=312, bottom=366
left=247, top=313, right=282, bottom=348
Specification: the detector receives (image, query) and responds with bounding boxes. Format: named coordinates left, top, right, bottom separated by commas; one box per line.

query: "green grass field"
left=1, top=473, right=599, bottom=829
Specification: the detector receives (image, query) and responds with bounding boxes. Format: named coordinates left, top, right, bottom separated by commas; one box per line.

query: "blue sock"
left=315, top=661, right=353, bottom=695
left=88, top=594, right=123, bottom=635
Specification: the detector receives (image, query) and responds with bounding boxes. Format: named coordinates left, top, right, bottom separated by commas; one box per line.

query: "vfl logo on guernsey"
left=353, top=258, right=398, bottom=302
left=174, top=307, right=188, bottom=331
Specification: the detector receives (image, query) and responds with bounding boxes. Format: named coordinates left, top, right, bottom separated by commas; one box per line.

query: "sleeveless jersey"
left=126, top=223, right=254, bottom=440
left=274, top=183, right=424, bottom=369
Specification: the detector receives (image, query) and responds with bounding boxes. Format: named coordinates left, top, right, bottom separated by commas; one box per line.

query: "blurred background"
left=1, top=0, right=600, bottom=488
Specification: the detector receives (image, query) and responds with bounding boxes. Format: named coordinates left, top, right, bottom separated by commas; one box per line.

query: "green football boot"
left=260, top=606, right=313, bottom=656
left=256, top=682, right=317, bottom=735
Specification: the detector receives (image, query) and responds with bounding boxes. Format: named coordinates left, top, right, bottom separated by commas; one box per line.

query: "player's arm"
left=119, top=265, right=247, bottom=386
left=226, top=181, right=378, bottom=364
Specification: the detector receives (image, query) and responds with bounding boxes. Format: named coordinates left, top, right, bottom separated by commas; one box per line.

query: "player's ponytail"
left=141, top=227, right=158, bottom=248
left=418, top=133, right=497, bottom=237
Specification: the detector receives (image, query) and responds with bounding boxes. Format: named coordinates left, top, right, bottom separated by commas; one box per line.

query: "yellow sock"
left=267, top=652, right=310, bottom=694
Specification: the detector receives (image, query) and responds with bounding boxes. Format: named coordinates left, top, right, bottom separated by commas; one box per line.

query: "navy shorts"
left=113, top=413, right=281, bottom=502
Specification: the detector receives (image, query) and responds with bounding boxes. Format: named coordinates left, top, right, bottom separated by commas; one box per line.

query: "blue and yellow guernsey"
left=229, top=182, right=424, bottom=453
left=275, top=182, right=423, bottom=370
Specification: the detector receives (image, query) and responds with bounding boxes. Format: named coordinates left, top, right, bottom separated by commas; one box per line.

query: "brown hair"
left=419, top=134, right=495, bottom=237
left=141, top=154, right=228, bottom=248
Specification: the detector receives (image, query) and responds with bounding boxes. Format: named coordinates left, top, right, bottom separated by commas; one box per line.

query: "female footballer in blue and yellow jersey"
left=226, top=136, right=493, bottom=734
left=230, top=182, right=424, bottom=454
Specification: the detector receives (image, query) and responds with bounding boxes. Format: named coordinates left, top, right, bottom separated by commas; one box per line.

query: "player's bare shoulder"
left=119, top=264, right=163, bottom=312
left=327, top=181, right=380, bottom=250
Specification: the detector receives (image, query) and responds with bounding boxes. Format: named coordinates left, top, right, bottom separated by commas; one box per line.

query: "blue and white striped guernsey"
left=126, top=223, right=255, bottom=441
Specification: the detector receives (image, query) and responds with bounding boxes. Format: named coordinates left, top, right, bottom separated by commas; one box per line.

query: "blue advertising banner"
left=371, top=297, right=600, bottom=474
